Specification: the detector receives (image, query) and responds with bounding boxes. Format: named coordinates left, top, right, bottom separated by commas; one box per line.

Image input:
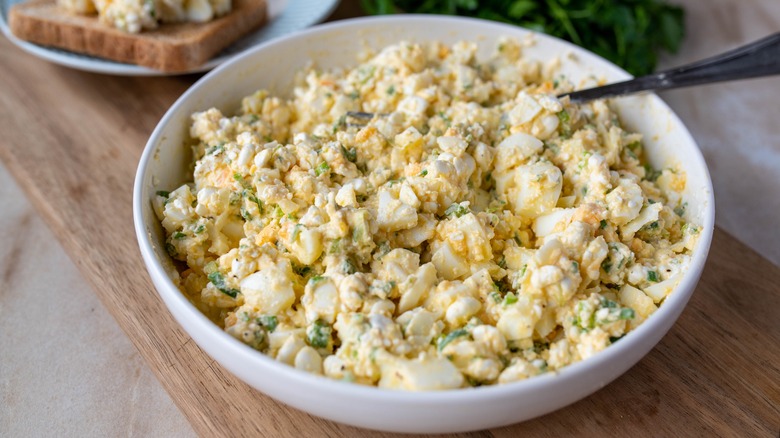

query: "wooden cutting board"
left=0, top=4, right=778, bottom=436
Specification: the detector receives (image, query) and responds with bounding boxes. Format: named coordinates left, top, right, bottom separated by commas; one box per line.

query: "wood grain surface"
left=0, top=1, right=778, bottom=436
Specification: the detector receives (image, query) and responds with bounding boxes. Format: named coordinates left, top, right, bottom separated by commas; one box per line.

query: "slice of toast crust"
left=9, top=0, right=267, bottom=72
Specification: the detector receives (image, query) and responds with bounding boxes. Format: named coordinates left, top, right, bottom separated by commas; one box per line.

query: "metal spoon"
left=347, top=31, right=780, bottom=123
left=561, top=31, right=780, bottom=103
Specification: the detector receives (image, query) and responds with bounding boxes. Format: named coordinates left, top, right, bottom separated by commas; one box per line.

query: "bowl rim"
left=133, top=14, right=715, bottom=403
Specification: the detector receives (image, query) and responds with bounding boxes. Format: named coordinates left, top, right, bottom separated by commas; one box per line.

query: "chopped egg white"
left=156, top=38, right=700, bottom=390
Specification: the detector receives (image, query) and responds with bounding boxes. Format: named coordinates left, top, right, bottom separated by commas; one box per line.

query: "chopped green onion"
left=437, top=329, right=470, bottom=352
left=332, top=114, right=347, bottom=133
left=207, top=272, right=240, bottom=298
left=341, top=259, right=357, bottom=275
left=557, top=110, right=571, bottom=137
left=644, top=164, right=661, bottom=181
left=619, top=308, right=636, bottom=320
left=329, top=238, right=342, bottom=254
left=674, top=202, right=687, bottom=217
left=257, top=315, right=278, bottom=332
left=205, top=144, right=224, bottom=156
left=292, top=263, right=311, bottom=277
left=315, top=161, right=330, bottom=177
left=291, top=224, right=304, bottom=242
left=307, top=320, right=331, bottom=348
left=309, top=275, right=327, bottom=286
left=340, top=145, right=357, bottom=163
left=444, top=203, right=470, bottom=218
left=601, top=257, right=613, bottom=273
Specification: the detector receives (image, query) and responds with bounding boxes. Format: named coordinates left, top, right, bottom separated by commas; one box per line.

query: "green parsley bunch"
left=360, top=0, right=685, bottom=76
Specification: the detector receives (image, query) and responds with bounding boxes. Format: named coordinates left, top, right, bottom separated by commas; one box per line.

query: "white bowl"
left=133, top=15, right=714, bottom=434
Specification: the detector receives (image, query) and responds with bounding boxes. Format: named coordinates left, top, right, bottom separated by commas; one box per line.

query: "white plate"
left=0, top=0, right=340, bottom=75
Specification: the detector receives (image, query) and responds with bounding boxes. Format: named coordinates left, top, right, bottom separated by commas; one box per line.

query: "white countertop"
left=1, top=0, right=778, bottom=435
left=0, top=165, right=194, bottom=437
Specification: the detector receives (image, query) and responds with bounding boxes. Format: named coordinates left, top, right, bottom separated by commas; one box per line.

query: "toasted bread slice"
left=9, top=0, right=267, bottom=72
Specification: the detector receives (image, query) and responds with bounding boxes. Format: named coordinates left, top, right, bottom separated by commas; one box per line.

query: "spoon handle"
left=561, top=32, right=780, bottom=103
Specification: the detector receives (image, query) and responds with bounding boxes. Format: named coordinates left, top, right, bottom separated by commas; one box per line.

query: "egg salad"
left=155, top=38, right=700, bottom=390
left=59, top=0, right=230, bottom=33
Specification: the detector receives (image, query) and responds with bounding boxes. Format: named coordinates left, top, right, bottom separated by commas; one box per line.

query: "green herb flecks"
left=601, top=256, right=613, bottom=273
left=257, top=315, right=278, bottom=332
left=333, top=114, right=347, bottom=133
left=369, top=280, right=396, bottom=298
left=145, top=0, right=156, bottom=18
left=243, top=190, right=265, bottom=214
left=557, top=109, right=572, bottom=137
left=208, top=271, right=240, bottom=298
left=674, top=202, right=687, bottom=217
left=205, top=144, right=225, bottom=156
left=329, top=238, right=342, bottom=254
left=340, top=145, right=358, bottom=163
left=376, top=241, right=391, bottom=258
left=647, top=270, right=659, bottom=282
left=644, top=164, right=661, bottom=181
left=341, top=259, right=357, bottom=275
left=292, top=263, right=311, bottom=278
left=601, top=298, right=618, bottom=309
left=437, top=328, right=470, bottom=352
left=307, top=320, right=332, bottom=348
left=233, top=173, right=250, bottom=189
left=444, top=203, right=470, bottom=218
left=291, top=224, right=304, bottom=242
left=315, top=161, right=331, bottom=177
left=309, top=275, right=327, bottom=286
left=360, top=0, right=684, bottom=76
